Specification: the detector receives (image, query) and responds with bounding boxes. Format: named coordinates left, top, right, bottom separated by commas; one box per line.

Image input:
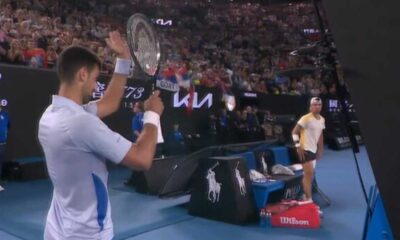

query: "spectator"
left=46, top=45, right=58, bottom=68
left=217, top=108, right=230, bottom=144
left=245, top=106, right=260, bottom=132
left=7, top=39, right=25, bottom=64
left=131, top=102, right=144, bottom=143
left=0, top=105, right=10, bottom=191
left=166, top=123, right=187, bottom=155
left=24, top=39, right=47, bottom=68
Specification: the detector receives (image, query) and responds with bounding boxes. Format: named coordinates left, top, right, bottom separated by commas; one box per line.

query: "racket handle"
left=157, top=118, right=164, bottom=143
left=151, top=82, right=163, bottom=143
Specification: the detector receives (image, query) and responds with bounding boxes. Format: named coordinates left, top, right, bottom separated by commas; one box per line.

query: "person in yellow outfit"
left=292, top=97, right=325, bottom=203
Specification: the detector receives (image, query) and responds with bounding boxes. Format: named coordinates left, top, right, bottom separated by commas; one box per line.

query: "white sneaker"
left=0, top=185, right=4, bottom=191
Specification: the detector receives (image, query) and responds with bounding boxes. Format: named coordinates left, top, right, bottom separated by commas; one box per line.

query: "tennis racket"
left=126, top=13, right=164, bottom=142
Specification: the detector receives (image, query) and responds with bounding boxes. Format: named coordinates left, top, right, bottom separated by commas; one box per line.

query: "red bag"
left=265, top=202, right=321, bottom=228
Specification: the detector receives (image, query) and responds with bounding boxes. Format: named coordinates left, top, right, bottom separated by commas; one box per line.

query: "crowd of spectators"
left=0, top=0, right=125, bottom=72
left=154, top=1, right=326, bottom=97
left=0, top=0, right=330, bottom=97
left=206, top=105, right=286, bottom=144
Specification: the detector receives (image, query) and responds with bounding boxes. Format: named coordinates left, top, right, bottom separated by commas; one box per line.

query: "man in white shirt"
left=292, top=97, right=325, bottom=203
left=38, top=31, right=164, bottom=240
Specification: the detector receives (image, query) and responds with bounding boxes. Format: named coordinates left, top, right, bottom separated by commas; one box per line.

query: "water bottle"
left=266, top=212, right=272, bottom=227
left=259, top=209, right=266, bottom=226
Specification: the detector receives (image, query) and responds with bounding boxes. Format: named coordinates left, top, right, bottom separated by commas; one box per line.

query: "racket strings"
left=133, top=22, right=158, bottom=75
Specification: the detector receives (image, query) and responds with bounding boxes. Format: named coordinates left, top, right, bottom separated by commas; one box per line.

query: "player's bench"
left=231, top=146, right=304, bottom=209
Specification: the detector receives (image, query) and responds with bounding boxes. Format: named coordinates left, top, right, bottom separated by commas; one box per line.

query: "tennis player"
left=38, top=31, right=164, bottom=240
left=292, top=97, right=325, bottom=203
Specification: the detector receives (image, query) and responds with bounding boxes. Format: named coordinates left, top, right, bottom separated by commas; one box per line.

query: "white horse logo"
left=235, top=162, right=246, bottom=196
left=260, top=153, right=268, bottom=175
left=206, top=162, right=222, bottom=203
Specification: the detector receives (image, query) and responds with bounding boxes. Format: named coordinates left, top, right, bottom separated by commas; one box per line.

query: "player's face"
left=310, top=102, right=322, bottom=114
left=82, top=67, right=100, bottom=104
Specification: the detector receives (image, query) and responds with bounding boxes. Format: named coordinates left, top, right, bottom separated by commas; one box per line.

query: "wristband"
left=292, top=134, right=300, bottom=142
left=143, top=111, right=160, bottom=127
left=114, top=58, right=132, bottom=76
left=143, top=111, right=164, bottom=143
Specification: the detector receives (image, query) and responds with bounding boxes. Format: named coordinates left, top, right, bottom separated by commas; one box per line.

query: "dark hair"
left=57, top=46, right=101, bottom=83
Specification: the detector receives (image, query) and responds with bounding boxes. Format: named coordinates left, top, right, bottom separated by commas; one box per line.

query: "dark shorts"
left=304, top=151, right=316, bottom=163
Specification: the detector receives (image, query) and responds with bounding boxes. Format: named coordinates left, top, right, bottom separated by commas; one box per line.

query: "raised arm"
left=96, top=31, right=132, bottom=119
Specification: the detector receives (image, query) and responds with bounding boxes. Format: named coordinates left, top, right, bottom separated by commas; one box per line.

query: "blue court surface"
left=0, top=146, right=375, bottom=240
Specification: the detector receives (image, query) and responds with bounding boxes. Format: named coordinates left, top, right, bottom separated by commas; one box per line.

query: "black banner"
left=0, top=64, right=312, bottom=160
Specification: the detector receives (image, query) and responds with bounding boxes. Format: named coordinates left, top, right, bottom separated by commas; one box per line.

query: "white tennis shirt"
left=297, top=112, right=325, bottom=154
left=38, top=95, right=131, bottom=240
